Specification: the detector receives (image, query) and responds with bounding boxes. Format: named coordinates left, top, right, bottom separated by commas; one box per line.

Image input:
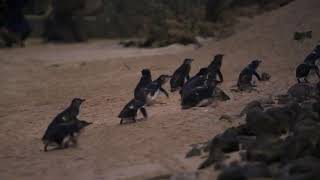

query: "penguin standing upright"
left=118, top=99, right=147, bottom=124
left=142, top=75, right=171, bottom=105
left=207, top=54, right=224, bottom=83
left=237, top=60, right=262, bottom=91
left=170, top=58, right=194, bottom=92
left=296, top=63, right=320, bottom=83
left=134, top=69, right=152, bottom=101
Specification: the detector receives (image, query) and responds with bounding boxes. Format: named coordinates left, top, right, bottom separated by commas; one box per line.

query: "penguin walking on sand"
left=134, top=69, right=152, bottom=101
left=237, top=60, right=262, bottom=91
left=42, top=120, right=92, bottom=152
left=180, top=68, right=209, bottom=98
left=170, top=58, right=194, bottom=92
left=296, top=63, right=320, bottom=83
left=42, top=98, right=91, bottom=151
left=43, top=98, right=86, bottom=133
left=181, top=74, right=219, bottom=109
left=118, top=99, right=148, bottom=124
left=207, top=54, right=224, bottom=83
left=142, top=75, right=171, bottom=105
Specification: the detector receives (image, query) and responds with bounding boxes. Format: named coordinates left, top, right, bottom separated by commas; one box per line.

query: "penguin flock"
left=118, top=54, right=266, bottom=124
left=41, top=43, right=320, bottom=152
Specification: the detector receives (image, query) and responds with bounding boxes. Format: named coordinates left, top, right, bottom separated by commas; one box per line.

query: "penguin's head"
left=71, top=98, right=86, bottom=106
left=158, top=75, right=171, bottom=84
left=250, top=60, right=262, bottom=69
left=209, top=54, right=224, bottom=69
left=183, top=58, right=194, bottom=64
left=197, top=68, right=208, bottom=76
left=214, top=54, right=224, bottom=60
left=141, top=69, right=151, bottom=77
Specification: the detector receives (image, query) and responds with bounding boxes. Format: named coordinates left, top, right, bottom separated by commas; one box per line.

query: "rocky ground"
left=0, top=0, right=320, bottom=179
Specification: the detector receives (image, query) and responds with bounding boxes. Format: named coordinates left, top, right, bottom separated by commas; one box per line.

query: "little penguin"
left=170, top=58, right=194, bottom=92
left=180, top=68, right=209, bottom=99
left=207, top=54, right=224, bottom=83
left=118, top=99, right=147, bottom=124
left=42, top=98, right=86, bottom=140
left=237, top=60, right=262, bottom=91
left=42, top=119, right=92, bottom=152
left=134, top=69, right=152, bottom=101
left=142, top=74, right=171, bottom=105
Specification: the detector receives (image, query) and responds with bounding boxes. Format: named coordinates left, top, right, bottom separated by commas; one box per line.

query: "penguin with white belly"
left=142, top=75, right=171, bottom=105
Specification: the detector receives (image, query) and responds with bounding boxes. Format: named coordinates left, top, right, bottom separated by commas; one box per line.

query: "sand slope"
left=0, top=0, right=320, bottom=179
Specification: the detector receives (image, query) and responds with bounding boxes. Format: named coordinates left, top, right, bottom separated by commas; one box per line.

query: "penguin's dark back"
left=146, top=81, right=161, bottom=91
left=135, top=76, right=152, bottom=92
left=182, top=75, right=207, bottom=96
left=118, top=99, right=142, bottom=118
left=173, top=63, right=191, bottom=76
left=304, top=52, right=320, bottom=65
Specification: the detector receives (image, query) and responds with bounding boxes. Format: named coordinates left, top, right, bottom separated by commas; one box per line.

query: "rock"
left=217, top=164, right=246, bottom=180
left=264, top=103, right=301, bottom=133
left=170, top=172, right=199, bottom=180
left=261, top=72, right=271, bottom=81
left=287, top=83, right=318, bottom=102
left=246, top=109, right=282, bottom=136
left=239, top=100, right=263, bottom=117
left=245, top=137, right=285, bottom=164
left=198, top=148, right=225, bottom=169
left=199, top=127, right=240, bottom=169
left=276, top=94, right=292, bottom=104
left=246, top=103, right=301, bottom=136
left=294, top=31, right=312, bottom=42
left=282, top=135, right=315, bottom=161
left=217, top=162, right=271, bottom=180
left=214, top=128, right=240, bottom=153
left=185, top=147, right=202, bottom=158
left=219, top=114, right=234, bottom=122
left=277, top=157, right=320, bottom=180
left=257, top=95, right=275, bottom=106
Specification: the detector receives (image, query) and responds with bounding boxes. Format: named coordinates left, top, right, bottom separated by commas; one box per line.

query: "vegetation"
left=26, top=0, right=294, bottom=46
